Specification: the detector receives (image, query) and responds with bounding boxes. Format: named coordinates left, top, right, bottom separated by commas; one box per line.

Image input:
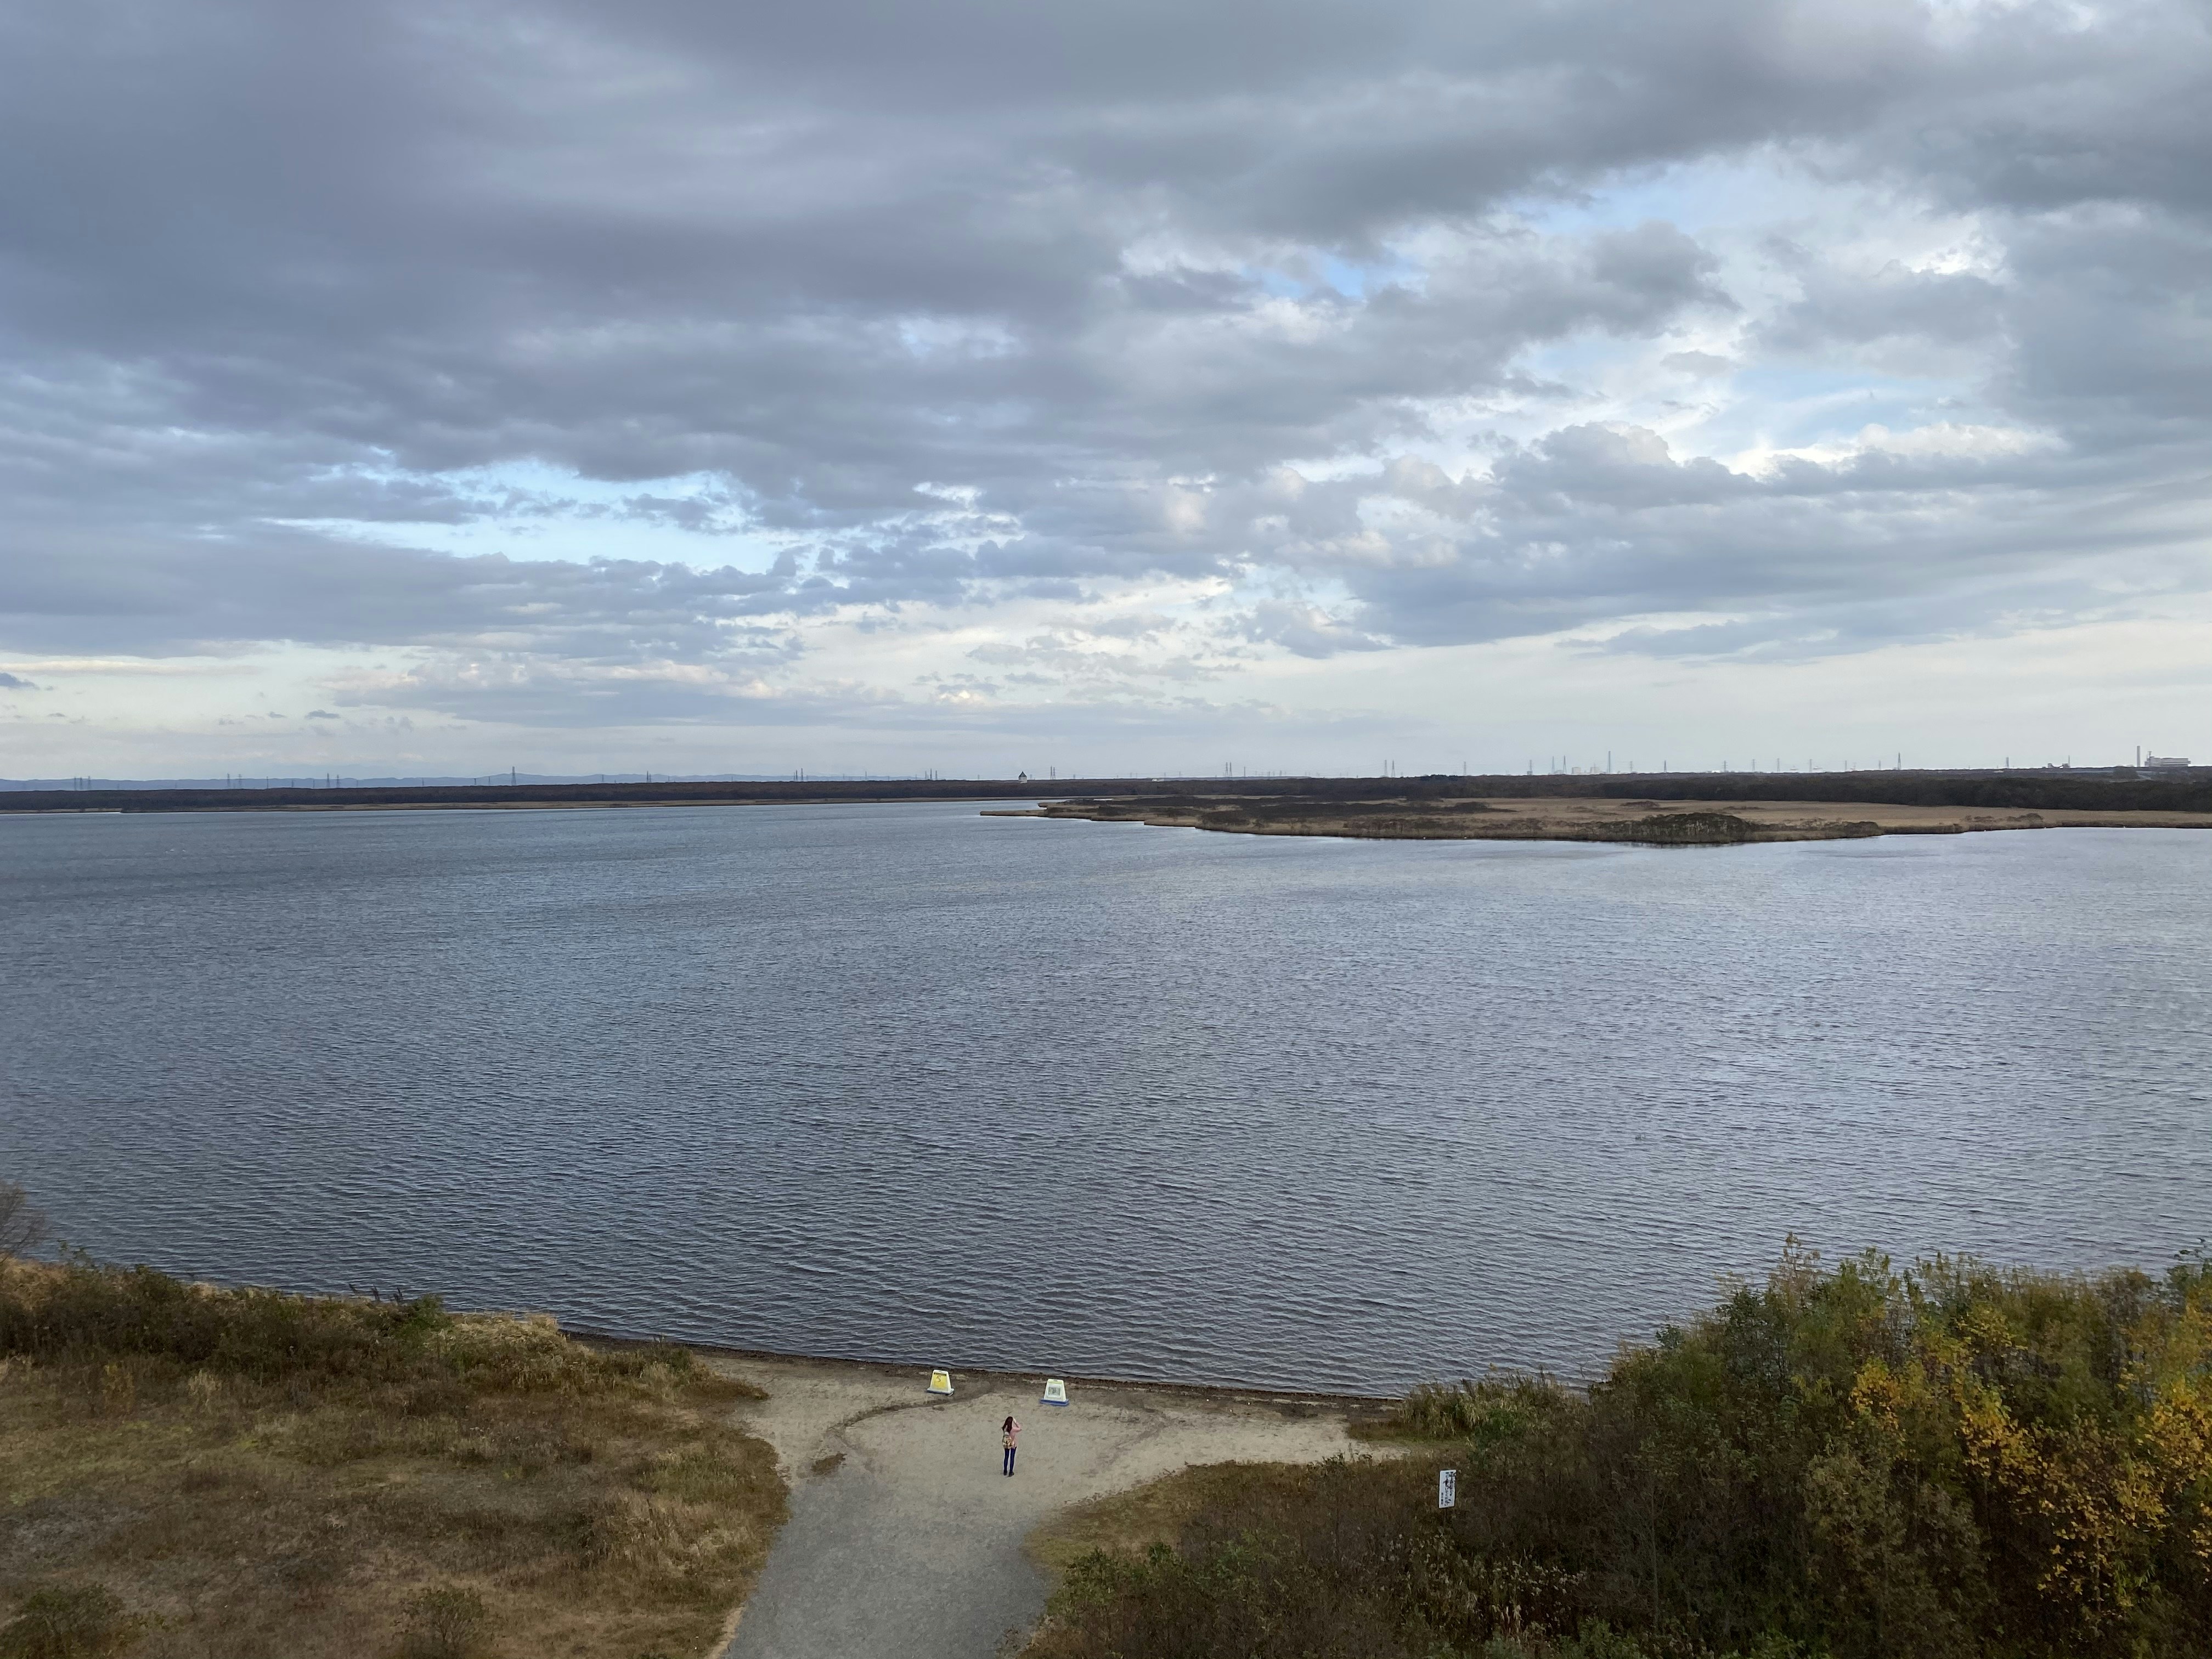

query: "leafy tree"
left=1028, top=1246, right=2212, bottom=1659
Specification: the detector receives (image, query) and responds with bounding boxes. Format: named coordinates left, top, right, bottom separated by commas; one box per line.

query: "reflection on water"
left=3, top=804, right=2207, bottom=1391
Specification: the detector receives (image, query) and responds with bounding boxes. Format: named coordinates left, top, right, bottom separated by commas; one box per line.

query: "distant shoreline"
left=1019, top=792, right=2212, bottom=845
left=1, top=794, right=1035, bottom=816
left=4, top=766, right=2205, bottom=821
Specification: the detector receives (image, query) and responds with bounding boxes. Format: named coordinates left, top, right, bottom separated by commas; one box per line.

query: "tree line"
left=1026, top=1246, right=2212, bottom=1659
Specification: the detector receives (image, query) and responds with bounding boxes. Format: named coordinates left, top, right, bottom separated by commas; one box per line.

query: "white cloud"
left=0, top=0, right=2207, bottom=771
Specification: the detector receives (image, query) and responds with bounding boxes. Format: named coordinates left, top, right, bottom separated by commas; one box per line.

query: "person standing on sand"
left=1002, top=1414, right=1020, bottom=1477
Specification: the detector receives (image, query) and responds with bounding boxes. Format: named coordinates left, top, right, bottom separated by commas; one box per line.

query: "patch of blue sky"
left=1449, top=332, right=1680, bottom=447
left=1708, top=364, right=1983, bottom=454
left=1510, top=330, right=1663, bottom=391
left=1317, top=251, right=1422, bottom=298
left=404, top=458, right=751, bottom=522
left=294, top=512, right=795, bottom=571
left=1241, top=248, right=1423, bottom=302
left=1507, top=153, right=1815, bottom=241
left=1492, top=318, right=1980, bottom=459
left=282, top=458, right=795, bottom=572
left=896, top=315, right=1019, bottom=358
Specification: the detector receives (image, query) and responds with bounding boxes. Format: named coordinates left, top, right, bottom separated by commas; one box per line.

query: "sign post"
left=1438, top=1469, right=1457, bottom=1510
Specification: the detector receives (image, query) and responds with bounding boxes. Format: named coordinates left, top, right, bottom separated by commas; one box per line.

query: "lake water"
left=2, top=803, right=2207, bottom=1392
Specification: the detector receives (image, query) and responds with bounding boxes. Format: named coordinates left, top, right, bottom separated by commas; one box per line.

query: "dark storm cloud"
left=0, top=0, right=2207, bottom=710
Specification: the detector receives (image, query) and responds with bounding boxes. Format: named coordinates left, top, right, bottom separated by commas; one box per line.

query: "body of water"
left=3, top=803, right=2206, bottom=1391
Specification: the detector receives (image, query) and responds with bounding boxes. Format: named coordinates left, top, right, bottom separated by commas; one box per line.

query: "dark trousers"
left=1003, top=1445, right=1017, bottom=1475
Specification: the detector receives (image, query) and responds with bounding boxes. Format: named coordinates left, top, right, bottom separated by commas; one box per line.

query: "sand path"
left=707, top=1355, right=1372, bottom=1659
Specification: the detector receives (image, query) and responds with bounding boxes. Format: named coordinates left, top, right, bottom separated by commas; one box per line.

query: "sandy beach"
left=702, top=1352, right=1384, bottom=1659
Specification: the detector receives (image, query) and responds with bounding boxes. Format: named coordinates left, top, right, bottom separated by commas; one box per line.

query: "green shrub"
left=1029, top=1248, right=2212, bottom=1659
left=0, top=1260, right=743, bottom=1404
left=1369, top=1375, right=1573, bottom=1446
left=0, top=1259, right=451, bottom=1383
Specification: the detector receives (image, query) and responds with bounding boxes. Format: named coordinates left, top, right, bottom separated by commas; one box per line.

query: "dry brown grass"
left=1025, top=1462, right=1310, bottom=1588
left=0, top=1264, right=785, bottom=1659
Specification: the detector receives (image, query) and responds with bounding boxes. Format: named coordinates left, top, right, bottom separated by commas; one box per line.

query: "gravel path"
left=709, top=1355, right=1371, bottom=1659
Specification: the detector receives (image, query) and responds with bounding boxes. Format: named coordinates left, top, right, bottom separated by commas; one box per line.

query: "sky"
left=1, top=0, right=2207, bottom=780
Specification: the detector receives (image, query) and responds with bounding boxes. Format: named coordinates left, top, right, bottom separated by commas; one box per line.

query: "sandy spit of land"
left=1018, top=793, right=2212, bottom=844
left=699, top=1351, right=1385, bottom=1659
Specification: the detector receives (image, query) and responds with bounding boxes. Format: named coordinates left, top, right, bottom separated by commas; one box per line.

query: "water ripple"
left=2, top=805, right=2207, bottom=1392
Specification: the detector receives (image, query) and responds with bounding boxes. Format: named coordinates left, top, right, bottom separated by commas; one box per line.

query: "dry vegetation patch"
left=0, top=1260, right=786, bottom=1659
left=1036, top=791, right=2210, bottom=845
left=1025, top=1460, right=1314, bottom=1587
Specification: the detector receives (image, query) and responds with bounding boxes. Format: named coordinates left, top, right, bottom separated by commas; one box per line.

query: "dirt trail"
left=708, top=1354, right=1373, bottom=1659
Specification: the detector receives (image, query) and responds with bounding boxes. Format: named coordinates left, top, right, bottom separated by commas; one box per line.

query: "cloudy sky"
left=2, top=0, right=2206, bottom=780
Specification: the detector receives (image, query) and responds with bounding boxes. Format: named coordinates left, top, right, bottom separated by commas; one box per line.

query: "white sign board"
left=1437, top=1469, right=1457, bottom=1510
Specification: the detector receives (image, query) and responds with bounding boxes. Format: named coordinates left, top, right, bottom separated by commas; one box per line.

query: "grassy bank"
left=0, top=1257, right=785, bottom=1659
left=1023, top=1248, right=2212, bottom=1659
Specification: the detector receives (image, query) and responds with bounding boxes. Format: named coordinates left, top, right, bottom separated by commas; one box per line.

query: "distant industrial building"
left=2144, top=754, right=2192, bottom=770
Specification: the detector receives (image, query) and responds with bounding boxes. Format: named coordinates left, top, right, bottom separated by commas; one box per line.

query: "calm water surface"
left=2, top=804, right=2207, bottom=1391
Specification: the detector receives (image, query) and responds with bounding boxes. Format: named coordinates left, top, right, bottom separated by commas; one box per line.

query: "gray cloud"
left=1230, top=602, right=1390, bottom=660
left=1760, top=259, right=2004, bottom=355
left=0, top=517, right=805, bottom=659
left=0, top=0, right=2206, bottom=726
left=1327, top=422, right=2205, bottom=654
